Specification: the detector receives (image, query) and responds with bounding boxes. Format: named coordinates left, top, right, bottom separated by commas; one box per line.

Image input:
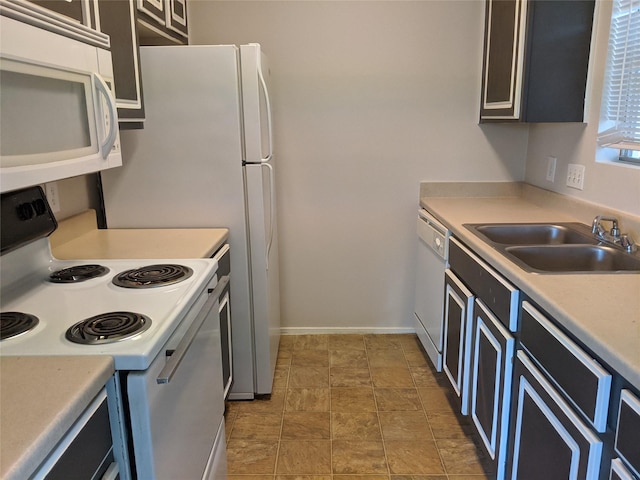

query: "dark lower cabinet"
left=213, top=244, right=233, bottom=399
left=614, top=390, right=640, bottom=479
left=442, top=269, right=474, bottom=415
left=42, top=389, right=118, bottom=479
left=219, top=286, right=232, bottom=398
left=610, top=458, right=636, bottom=480
left=470, top=299, right=515, bottom=479
left=507, top=351, right=603, bottom=480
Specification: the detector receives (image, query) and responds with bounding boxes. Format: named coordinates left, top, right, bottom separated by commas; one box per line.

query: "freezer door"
left=245, top=162, right=281, bottom=394
left=241, top=43, right=273, bottom=164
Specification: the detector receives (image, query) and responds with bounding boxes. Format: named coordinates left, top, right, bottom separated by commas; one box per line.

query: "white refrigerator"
left=101, top=44, right=281, bottom=398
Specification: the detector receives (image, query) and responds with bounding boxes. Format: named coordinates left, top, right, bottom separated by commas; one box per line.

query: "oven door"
left=126, top=276, right=229, bottom=479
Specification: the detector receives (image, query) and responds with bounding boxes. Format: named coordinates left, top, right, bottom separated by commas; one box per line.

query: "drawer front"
left=449, top=237, right=519, bottom=331
left=520, top=301, right=611, bottom=432
left=615, top=390, right=640, bottom=477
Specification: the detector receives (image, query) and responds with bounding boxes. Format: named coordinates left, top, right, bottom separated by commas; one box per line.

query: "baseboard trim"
left=280, top=326, right=416, bottom=335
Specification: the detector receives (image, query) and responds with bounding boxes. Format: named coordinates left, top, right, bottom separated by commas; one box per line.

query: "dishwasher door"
left=414, top=209, right=449, bottom=370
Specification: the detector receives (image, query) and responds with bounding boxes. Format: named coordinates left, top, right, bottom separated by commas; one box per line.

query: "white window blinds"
left=598, top=0, right=640, bottom=150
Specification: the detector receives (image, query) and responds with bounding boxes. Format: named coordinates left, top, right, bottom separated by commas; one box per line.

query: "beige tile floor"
left=224, top=334, right=495, bottom=480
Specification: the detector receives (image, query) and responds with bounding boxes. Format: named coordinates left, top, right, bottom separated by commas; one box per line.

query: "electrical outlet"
left=546, top=156, right=557, bottom=182
left=44, top=182, right=61, bottom=213
left=566, top=164, right=585, bottom=190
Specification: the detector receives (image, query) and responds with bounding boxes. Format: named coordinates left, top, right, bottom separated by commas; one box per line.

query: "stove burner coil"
left=66, top=311, right=152, bottom=345
left=50, top=264, right=109, bottom=283
left=1, top=312, right=39, bottom=340
left=112, top=264, right=193, bottom=288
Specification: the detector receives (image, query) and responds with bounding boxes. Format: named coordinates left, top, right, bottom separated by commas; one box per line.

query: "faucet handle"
left=620, top=234, right=637, bottom=253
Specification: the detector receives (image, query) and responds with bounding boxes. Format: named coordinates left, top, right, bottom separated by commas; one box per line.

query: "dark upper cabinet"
left=98, top=0, right=145, bottom=123
left=479, top=0, right=595, bottom=123
left=30, top=0, right=86, bottom=24
left=27, top=0, right=102, bottom=29
left=136, top=0, right=188, bottom=46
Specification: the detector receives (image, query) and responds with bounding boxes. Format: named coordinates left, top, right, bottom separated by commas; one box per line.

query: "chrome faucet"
left=591, top=215, right=637, bottom=253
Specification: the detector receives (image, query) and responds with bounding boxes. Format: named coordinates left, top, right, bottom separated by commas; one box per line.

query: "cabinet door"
left=30, top=0, right=85, bottom=24
left=165, top=0, right=188, bottom=38
left=479, top=0, right=527, bottom=121
left=508, top=351, right=603, bottom=480
left=98, top=0, right=145, bottom=122
left=614, top=390, right=640, bottom=478
left=138, top=0, right=165, bottom=24
left=219, top=288, right=233, bottom=399
left=213, top=245, right=233, bottom=399
left=442, top=269, right=474, bottom=415
left=470, top=299, right=515, bottom=478
left=610, top=458, right=636, bottom=480
left=137, top=0, right=188, bottom=45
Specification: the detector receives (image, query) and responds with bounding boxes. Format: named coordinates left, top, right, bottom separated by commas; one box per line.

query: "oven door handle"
left=157, top=275, right=230, bottom=384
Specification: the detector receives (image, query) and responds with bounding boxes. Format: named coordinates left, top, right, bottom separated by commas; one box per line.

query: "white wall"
left=524, top=0, right=640, bottom=217
left=189, top=1, right=529, bottom=331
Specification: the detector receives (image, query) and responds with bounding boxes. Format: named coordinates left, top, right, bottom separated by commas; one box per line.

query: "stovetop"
left=0, top=238, right=217, bottom=370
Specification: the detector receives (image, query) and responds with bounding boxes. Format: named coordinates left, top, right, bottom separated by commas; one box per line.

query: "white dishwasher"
left=414, top=208, right=450, bottom=371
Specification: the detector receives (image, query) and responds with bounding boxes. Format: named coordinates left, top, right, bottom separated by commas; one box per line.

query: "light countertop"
left=0, top=356, right=115, bottom=480
left=50, top=210, right=228, bottom=259
left=420, top=182, right=640, bottom=389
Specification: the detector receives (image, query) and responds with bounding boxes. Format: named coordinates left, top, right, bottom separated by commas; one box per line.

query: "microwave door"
left=0, top=62, right=98, bottom=165
left=0, top=14, right=122, bottom=193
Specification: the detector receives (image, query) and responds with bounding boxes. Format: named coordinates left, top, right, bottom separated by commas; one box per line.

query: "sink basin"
left=463, top=222, right=640, bottom=274
left=466, top=222, right=596, bottom=245
left=505, top=245, right=640, bottom=273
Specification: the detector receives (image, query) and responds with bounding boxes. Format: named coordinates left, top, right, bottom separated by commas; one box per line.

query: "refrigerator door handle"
left=257, top=57, right=273, bottom=163
left=263, top=162, right=275, bottom=270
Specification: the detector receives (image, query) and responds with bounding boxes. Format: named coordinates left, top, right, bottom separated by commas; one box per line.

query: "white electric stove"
left=0, top=237, right=217, bottom=370
left=0, top=187, right=228, bottom=480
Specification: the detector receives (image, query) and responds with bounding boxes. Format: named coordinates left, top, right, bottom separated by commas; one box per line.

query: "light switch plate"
left=566, top=164, right=585, bottom=190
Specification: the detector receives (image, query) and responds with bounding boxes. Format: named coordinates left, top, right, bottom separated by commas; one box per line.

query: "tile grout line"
left=366, top=338, right=393, bottom=480
left=404, top=337, right=449, bottom=478
left=328, top=336, right=335, bottom=479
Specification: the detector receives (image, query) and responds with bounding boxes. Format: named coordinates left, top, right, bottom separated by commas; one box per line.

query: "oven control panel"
left=1, top=186, right=57, bottom=255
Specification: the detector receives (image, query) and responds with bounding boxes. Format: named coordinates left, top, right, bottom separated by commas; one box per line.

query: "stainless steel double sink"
left=464, top=223, right=640, bottom=274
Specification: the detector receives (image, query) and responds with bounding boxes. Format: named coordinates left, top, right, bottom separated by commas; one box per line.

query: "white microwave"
left=0, top=2, right=122, bottom=193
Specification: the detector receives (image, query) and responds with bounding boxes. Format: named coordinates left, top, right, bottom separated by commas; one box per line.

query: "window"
left=598, top=0, right=640, bottom=165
